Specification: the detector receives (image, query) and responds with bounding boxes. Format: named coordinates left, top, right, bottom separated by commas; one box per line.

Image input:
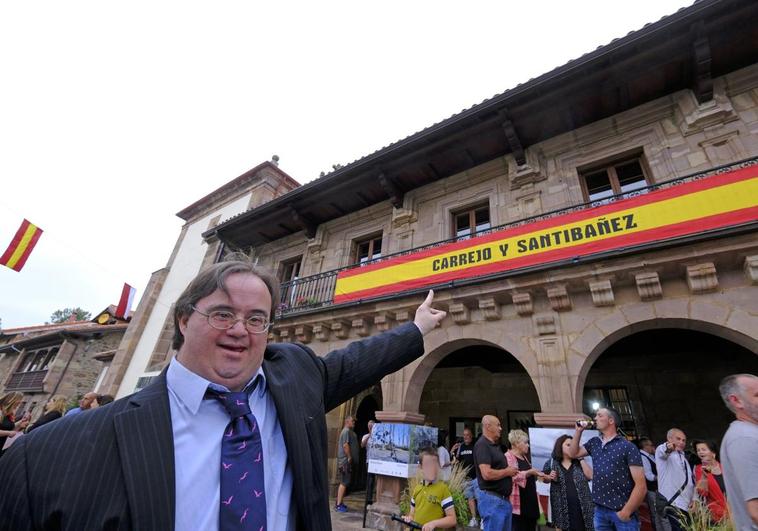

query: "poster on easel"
left=367, top=423, right=438, bottom=478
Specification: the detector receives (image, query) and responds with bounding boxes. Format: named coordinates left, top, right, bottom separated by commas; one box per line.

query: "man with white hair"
left=719, top=373, right=758, bottom=530
left=655, top=428, right=694, bottom=531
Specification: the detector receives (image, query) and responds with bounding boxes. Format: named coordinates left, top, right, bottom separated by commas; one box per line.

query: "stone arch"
left=572, top=315, right=758, bottom=412
left=403, top=333, right=538, bottom=414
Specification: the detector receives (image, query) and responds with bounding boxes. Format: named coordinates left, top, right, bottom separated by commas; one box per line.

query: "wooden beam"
left=691, top=21, right=713, bottom=104
left=329, top=202, right=346, bottom=215
left=427, top=160, right=442, bottom=180
left=287, top=205, right=317, bottom=239
left=377, top=172, right=404, bottom=209
left=463, top=148, right=477, bottom=166
left=355, top=191, right=371, bottom=207
left=499, top=109, right=526, bottom=166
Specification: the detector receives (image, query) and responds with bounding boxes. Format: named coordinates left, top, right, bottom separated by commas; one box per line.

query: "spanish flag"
left=0, top=219, right=43, bottom=272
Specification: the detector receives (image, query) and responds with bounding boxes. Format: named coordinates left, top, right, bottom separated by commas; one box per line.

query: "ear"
left=728, top=394, right=742, bottom=409
left=178, top=313, right=191, bottom=336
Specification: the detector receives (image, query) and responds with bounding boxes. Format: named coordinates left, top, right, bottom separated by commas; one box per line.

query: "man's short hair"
left=635, top=437, right=653, bottom=449
left=171, top=255, right=280, bottom=350
left=719, top=374, right=757, bottom=413
left=600, top=407, right=622, bottom=427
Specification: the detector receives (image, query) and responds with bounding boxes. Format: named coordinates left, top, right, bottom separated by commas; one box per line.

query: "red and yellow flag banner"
left=0, top=219, right=44, bottom=272
left=334, top=165, right=758, bottom=304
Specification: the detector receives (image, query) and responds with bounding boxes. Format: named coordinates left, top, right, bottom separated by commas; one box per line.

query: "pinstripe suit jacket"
left=0, top=321, right=424, bottom=531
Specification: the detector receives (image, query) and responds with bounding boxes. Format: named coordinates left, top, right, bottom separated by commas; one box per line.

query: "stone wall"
left=419, top=366, right=541, bottom=433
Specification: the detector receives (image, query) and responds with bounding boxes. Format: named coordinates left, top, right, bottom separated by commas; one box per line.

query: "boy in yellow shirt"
left=404, top=447, right=457, bottom=531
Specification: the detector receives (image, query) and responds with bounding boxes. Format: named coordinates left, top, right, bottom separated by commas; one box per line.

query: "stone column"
left=533, top=412, right=588, bottom=429
left=366, top=410, right=426, bottom=531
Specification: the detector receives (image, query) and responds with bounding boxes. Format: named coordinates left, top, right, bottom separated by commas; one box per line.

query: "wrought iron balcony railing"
left=5, top=370, right=47, bottom=392
left=275, top=156, right=758, bottom=318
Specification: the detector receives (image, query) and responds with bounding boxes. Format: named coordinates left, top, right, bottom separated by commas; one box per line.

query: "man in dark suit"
left=0, top=259, right=446, bottom=531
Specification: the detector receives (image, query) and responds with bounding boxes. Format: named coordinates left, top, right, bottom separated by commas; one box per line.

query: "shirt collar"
left=167, top=357, right=267, bottom=415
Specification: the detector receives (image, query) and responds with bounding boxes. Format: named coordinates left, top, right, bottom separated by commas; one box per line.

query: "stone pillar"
left=366, top=410, right=426, bottom=531
left=533, top=412, right=588, bottom=429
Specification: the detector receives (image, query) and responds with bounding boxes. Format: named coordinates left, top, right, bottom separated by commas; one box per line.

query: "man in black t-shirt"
left=452, top=427, right=479, bottom=526
left=473, top=415, right=518, bottom=531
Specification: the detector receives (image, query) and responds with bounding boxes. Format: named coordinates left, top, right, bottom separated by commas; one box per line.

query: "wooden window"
left=354, top=235, right=383, bottom=264
left=18, top=346, right=59, bottom=373
left=580, top=157, right=649, bottom=203
left=279, top=256, right=303, bottom=283
left=453, top=204, right=490, bottom=239
left=583, top=386, right=639, bottom=438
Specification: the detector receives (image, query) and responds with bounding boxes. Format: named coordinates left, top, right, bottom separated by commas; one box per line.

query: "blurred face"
left=484, top=417, right=502, bottom=441
left=463, top=429, right=473, bottom=444
left=696, top=443, right=716, bottom=463
left=80, top=392, right=97, bottom=409
left=730, top=377, right=758, bottom=422
left=420, top=453, right=439, bottom=482
left=594, top=409, right=612, bottom=431
left=5, top=398, right=21, bottom=415
left=514, top=438, right=530, bottom=455
left=177, top=273, right=271, bottom=392
left=642, top=440, right=655, bottom=455
left=345, top=417, right=355, bottom=429
left=562, top=438, right=574, bottom=458
left=668, top=430, right=687, bottom=452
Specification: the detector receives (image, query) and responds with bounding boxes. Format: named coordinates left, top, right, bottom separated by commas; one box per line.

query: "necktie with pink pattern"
left=207, top=382, right=266, bottom=531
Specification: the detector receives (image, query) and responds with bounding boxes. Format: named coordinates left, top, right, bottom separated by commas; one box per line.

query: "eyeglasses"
left=191, top=305, right=271, bottom=335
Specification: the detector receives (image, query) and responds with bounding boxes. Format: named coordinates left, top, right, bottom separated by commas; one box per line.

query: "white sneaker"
left=480, top=519, right=485, bottom=530
left=468, top=517, right=478, bottom=527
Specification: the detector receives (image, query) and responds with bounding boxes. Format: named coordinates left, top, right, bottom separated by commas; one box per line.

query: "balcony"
left=275, top=157, right=758, bottom=319
left=5, top=370, right=47, bottom=392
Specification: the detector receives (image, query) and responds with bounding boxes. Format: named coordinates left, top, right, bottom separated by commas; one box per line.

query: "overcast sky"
left=0, top=0, right=692, bottom=329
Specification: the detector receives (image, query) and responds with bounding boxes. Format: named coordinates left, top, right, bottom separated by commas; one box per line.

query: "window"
left=279, top=256, right=303, bottom=283
left=453, top=204, right=491, bottom=239
left=580, top=158, right=649, bottom=203
left=135, top=375, right=158, bottom=393
left=18, top=346, right=59, bottom=373
left=279, top=256, right=304, bottom=308
left=354, top=234, right=383, bottom=264
left=583, top=386, right=639, bottom=438
left=449, top=417, right=483, bottom=442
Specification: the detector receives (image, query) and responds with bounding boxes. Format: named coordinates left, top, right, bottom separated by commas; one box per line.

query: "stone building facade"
left=0, top=307, right=127, bottom=421
left=112, top=0, right=758, bottom=516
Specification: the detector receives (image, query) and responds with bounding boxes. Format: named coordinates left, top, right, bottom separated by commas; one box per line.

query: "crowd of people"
left=0, top=390, right=114, bottom=457
left=380, top=373, right=758, bottom=531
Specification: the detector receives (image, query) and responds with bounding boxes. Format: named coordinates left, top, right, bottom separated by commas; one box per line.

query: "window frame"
left=352, top=233, right=383, bottom=265
left=278, top=256, right=303, bottom=283
left=578, top=156, right=651, bottom=203
left=451, top=203, right=491, bottom=240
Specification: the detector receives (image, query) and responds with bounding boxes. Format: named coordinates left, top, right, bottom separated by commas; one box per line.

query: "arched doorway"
left=418, top=342, right=540, bottom=444
left=582, top=327, right=757, bottom=443
left=354, top=390, right=381, bottom=490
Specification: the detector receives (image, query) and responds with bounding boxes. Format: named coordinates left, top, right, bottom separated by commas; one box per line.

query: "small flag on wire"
left=115, top=283, right=137, bottom=319
left=0, top=219, right=43, bottom=272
